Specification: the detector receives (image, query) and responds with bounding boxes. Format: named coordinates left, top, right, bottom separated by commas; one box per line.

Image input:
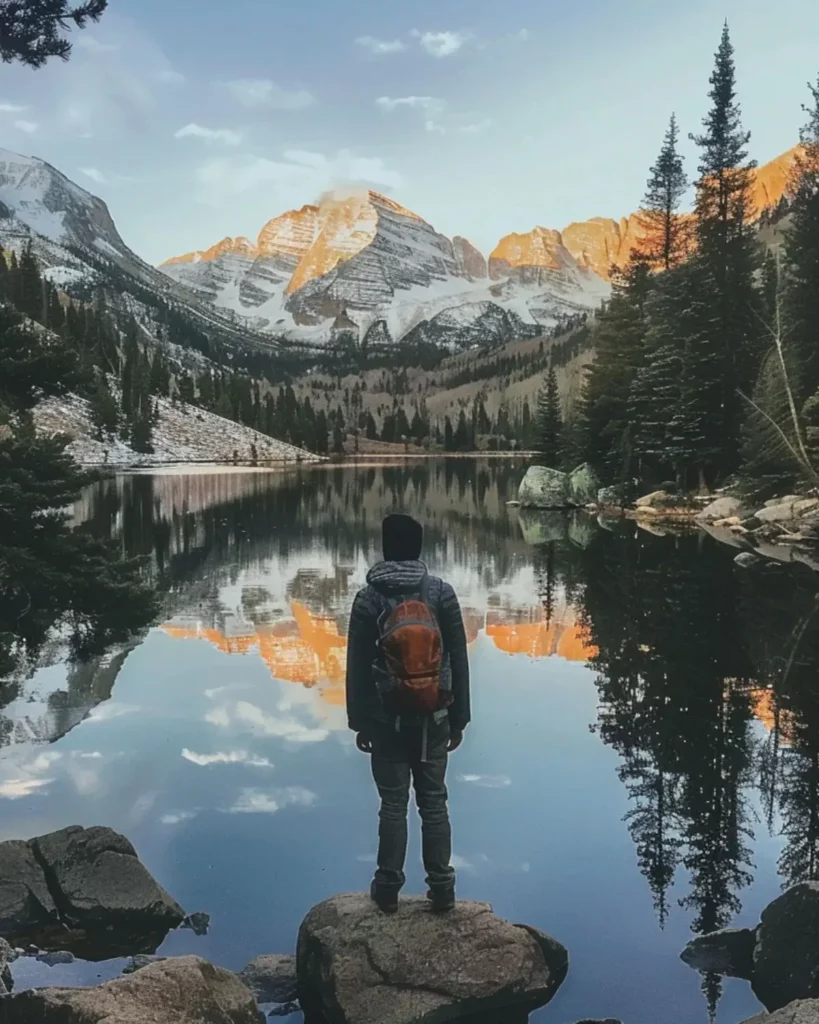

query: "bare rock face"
left=753, top=882, right=819, bottom=1011
left=296, top=893, right=568, bottom=1024
left=0, top=840, right=59, bottom=936
left=1, top=935, right=15, bottom=994
left=452, top=236, right=487, bottom=280
left=240, top=953, right=298, bottom=1004
left=519, top=466, right=571, bottom=509
left=2, top=955, right=264, bottom=1024
left=680, top=927, right=757, bottom=980
left=742, top=999, right=819, bottom=1024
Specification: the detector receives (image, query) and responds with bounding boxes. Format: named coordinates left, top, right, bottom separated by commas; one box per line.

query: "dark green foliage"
left=637, top=113, right=691, bottom=271
left=536, top=368, right=563, bottom=468
left=0, top=0, right=108, bottom=68
left=89, top=374, right=118, bottom=440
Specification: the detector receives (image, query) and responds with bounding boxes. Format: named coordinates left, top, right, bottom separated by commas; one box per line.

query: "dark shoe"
left=370, top=880, right=398, bottom=915
left=426, top=887, right=455, bottom=912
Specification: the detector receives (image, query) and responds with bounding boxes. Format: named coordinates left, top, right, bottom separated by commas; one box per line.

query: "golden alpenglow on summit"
left=4, top=3, right=819, bottom=1024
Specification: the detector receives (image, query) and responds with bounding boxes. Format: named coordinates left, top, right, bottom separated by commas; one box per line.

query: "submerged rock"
left=568, top=463, right=600, bottom=506
left=122, top=954, right=167, bottom=975
left=518, top=511, right=568, bottom=546
left=696, top=496, right=745, bottom=523
left=36, top=950, right=76, bottom=966
left=753, top=882, right=819, bottom=1010
left=240, top=953, right=298, bottom=1005
left=2, top=955, right=263, bottom=1023
left=680, top=927, right=756, bottom=980
left=296, top=892, right=568, bottom=1024
left=519, top=466, right=571, bottom=508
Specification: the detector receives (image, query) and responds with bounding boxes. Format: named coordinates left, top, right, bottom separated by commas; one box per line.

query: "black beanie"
left=382, top=513, right=423, bottom=562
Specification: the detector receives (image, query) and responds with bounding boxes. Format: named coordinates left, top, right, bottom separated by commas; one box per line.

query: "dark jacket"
left=345, top=560, right=471, bottom=734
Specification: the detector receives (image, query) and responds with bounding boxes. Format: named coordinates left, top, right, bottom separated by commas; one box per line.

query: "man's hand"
left=356, top=732, right=373, bottom=753
left=448, top=729, right=464, bottom=753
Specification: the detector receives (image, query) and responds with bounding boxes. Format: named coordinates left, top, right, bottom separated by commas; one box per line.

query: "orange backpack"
left=374, top=576, right=454, bottom=716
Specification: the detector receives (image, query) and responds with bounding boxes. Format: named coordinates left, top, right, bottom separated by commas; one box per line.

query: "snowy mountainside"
left=0, top=149, right=283, bottom=357
left=34, top=391, right=318, bottom=467
left=160, top=191, right=609, bottom=347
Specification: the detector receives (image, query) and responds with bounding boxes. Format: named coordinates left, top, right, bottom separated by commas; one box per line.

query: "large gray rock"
left=1, top=936, right=14, bottom=994
left=680, top=926, right=756, bottom=980
left=753, top=882, right=819, bottom=1010
left=742, top=1000, right=819, bottom=1024
left=31, top=825, right=184, bottom=931
left=696, top=496, right=745, bottom=523
left=240, top=953, right=297, bottom=1004
left=597, top=486, right=625, bottom=508
left=519, top=466, right=571, bottom=509
left=568, top=463, right=600, bottom=506
left=2, top=955, right=263, bottom=1023
left=757, top=500, right=803, bottom=524
left=296, top=893, right=568, bottom=1024
left=635, top=489, right=669, bottom=508
left=518, top=511, right=568, bottom=546
left=0, top=840, right=58, bottom=936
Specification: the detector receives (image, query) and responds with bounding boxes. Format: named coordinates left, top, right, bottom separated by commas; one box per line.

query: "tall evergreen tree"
left=536, top=367, right=563, bottom=468
left=636, top=113, right=691, bottom=271
left=690, top=22, right=761, bottom=477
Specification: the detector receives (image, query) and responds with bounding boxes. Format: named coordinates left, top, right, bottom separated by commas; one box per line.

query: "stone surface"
left=680, top=927, right=756, bottom=980
left=182, top=911, right=210, bottom=936
left=240, top=954, right=298, bottom=1004
left=0, top=839, right=59, bottom=936
left=742, top=1000, right=819, bottom=1024
left=37, top=950, right=76, bottom=966
left=122, top=954, right=167, bottom=975
left=1, top=935, right=14, bottom=994
left=518, top=511, right=568, bottom=546
left=696, top=496, right=745, bottom=523
left=519, top=466, right=571, bottom=508
left=32, top=825, right=185, bottom=931
left=757, top=500, right=803, bottom=524
left=2, top=955, right=264, bottom=1023
left=597, top=486, right=625, bottom=508
left=635, top=490, right=669, bottom=508
left=568, top=463, right=600, bottom=506
left=735, top=552, right=765, bottom=569
left=296, top=893, right=568, bottom=1024
left=753, top=882, right=819, bottom=1010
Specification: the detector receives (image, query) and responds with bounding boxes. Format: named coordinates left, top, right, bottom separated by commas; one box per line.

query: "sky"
left=1, top=0, right=818, bottom=265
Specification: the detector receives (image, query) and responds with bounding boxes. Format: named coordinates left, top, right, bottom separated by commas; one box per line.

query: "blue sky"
left=1, top=0, right=817, bottom=264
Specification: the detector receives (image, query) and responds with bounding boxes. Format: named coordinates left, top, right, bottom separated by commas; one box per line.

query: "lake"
left=3, top=460, right=818, bottom=1023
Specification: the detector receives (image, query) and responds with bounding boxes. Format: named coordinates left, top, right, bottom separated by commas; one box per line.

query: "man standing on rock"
left=346, top=513, right=471, bottom=915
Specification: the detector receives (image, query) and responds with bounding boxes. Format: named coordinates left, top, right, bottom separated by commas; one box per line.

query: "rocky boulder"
left=568, top=463, right=600, bottom=506
left=2, top=956, right=263, bottom=1023
left=240, top=953, right=297, bottom=1005
left=635, top=490, right=669, bottom=508
left=0, top=826, right=184, bottom=956
left=519, top=466, right=571, bottom=509
left=753, top=882, right=819, bottom=1010
left=296, top=893, right=568, bottom=1024
left=696, top=496, right=745, bottom=523
left=680, top=927, right=756, bottom=980
left=742, top=1000, right=819, bottom=1024
left=597, top=486, right=625, bottom=508
left=1, top=936, right=15, bottom=994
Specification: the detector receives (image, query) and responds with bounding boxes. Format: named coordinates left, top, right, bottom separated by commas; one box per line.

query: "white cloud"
left=425, top=120, right=447, bottom=135
left=229, top=786, right=317, bottom=814
left=357, top=36, right=407, bottom=55
left=451, top=854, right=478, bottom=873
left=224, top=78, right=314, bottom=111
left=14, top=120, right=38, bottom=134
left=86, top=703, right=138, bottom=723
left=235, top=700, right=328, bottom=743
left=418, top=31, right=471, bottom=58
left=0, top=777, right=54, bottom=799
left=161, top=810, right=197, bottom=825
left=0, top=101, right=26, bottom=113
left=205, top=706, right=231, bottom=727
left=458, top=773, right=511, bottom=788
left=75, top=35, right=120, bottom=53
left=156, top=69, right=185, bottom=84
left=376, top=95, right=444, bottom=113
left=77, top=751, right=103, bottom=759
left=175, top=123, right=242, bottom=147
left=195, top=150, right=403, bottom=207
left=181, top=748, right=273, bottom=768
left=79, top=166, right=107, bottom=184
left=459, top=119, right=493, bottom=134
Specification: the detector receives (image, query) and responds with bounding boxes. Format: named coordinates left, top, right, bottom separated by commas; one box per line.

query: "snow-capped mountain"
left=0, top=149, right=281, bottom=355
left=160, top=191, right=610, bottom=347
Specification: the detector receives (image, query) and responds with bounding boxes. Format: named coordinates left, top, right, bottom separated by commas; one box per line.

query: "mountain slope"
left=0, top=149, right=284, bottom=359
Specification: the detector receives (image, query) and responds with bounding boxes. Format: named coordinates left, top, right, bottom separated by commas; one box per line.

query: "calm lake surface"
left=4, top=460, right=819, bottom=1023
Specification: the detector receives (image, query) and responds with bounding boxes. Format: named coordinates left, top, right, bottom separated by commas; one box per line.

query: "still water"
left=3, top=460, right=819, bottom=1023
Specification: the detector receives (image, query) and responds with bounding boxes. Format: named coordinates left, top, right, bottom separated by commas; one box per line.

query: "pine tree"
left=17, top=243, right=44, bottom=322
left=89, top=374, right=118, bottom=439
left=453, top=410, right=469, bottom=451
left=365, top=411, right=378, bottom=441
left=444, top=416, right=454, bottom=452
left=332, top=422, right=345, bottom=454
left=536, top=367, right=563, bottom=468
left=315, top=409, right=329, bottom=454
left=0, top=0, right=108, bottom=67
left=635, top=113, right=691, bottom=271
left=690, top=22, right=762, bottom=477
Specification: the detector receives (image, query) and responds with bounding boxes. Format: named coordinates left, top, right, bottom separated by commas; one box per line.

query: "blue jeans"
left=370, top=717, right=455, bottom=893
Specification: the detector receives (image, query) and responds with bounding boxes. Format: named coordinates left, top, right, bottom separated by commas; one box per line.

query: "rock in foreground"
left=753, top=882, right=819, bottom=1010
left=297, top=893, right=568, bottom=1024
left=742, top=1000, right=819, bottom=1024
left=519, top=466, right=571, bottom=509
left=680, top=927, right=756, bottom=980
left=1, top=955, right=263, bottom=1023
left=0, top=826, right=184, bottom=957
left=240, top=953, right=298, bottom=1004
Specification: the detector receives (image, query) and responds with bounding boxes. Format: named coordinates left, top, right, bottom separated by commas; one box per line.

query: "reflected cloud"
left=229, top=787, right=317, bottom=814
left=181, top=748, right=273, bottom=768
left=161, top=810, right=197, bottom=825
left=457, top=773, right=511, bottom=789
left=0, top=777, right=54, bottom=799
left=233, top=701, right=329, bottom=744
left=85, top=704, right=139, bottom=723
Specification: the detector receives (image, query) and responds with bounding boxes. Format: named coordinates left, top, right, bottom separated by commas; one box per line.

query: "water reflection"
left=3, top=462, right=819, bottom=1022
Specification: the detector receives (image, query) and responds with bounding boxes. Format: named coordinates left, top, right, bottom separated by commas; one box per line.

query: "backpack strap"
left=419, top=573, right=431, bottom=604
